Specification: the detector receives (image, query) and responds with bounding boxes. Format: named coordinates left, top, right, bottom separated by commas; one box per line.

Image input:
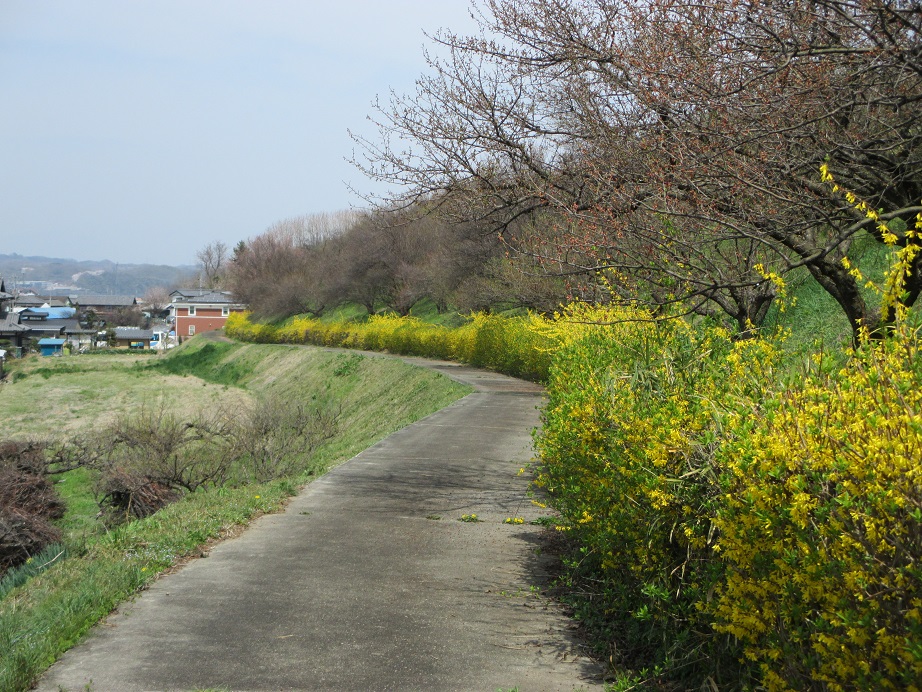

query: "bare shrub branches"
left=85, top=398, right=341, bottom=523
left=0, top=441, right=64, bottom=575
left=223, top=397, right=340, bottom=483
left=107, top=403, right=233, bottom=493
left=96, top=471, right=179, bottom=525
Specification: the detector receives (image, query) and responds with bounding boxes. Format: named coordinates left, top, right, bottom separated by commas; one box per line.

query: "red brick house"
left=169, top=290, right=247, bottom=339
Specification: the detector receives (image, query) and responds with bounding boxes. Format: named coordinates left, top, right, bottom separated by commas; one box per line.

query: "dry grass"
left=1, top=353, right=253, bottom=440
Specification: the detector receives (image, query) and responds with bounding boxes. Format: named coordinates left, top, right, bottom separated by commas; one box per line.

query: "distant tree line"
left=224, top=208, right=580, bottom=319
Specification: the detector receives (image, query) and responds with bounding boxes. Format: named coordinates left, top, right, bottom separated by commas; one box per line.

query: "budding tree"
left=196, top=241, right=228, bottom=290
left=354, top=0, right=922, bottom=336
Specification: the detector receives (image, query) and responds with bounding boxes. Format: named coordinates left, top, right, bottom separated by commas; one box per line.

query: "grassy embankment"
left=0, top=339, right=470, bottom=691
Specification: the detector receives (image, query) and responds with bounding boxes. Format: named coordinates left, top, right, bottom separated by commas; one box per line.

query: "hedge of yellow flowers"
left=225, top=311, right=555, bottom=381
left=533, top=303, right=784, bottom=683
left=714, top=321, right=922, bottom=691
left=225, top=307, right=922, bottom=689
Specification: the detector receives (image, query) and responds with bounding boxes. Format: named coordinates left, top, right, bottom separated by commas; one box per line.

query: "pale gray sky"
left=0, top=1, right=479, bottom=265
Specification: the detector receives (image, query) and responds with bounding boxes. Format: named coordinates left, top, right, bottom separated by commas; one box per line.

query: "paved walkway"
left=38, top=358, right=604, bottom=691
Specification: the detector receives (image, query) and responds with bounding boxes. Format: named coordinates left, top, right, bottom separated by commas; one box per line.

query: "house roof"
left=171, top=290, right=241, bottom=305
left=170, top=288, right=214, bottom=298
left=114, top=327, right=154, bottom=340
left=16, top=315, right=89, bottom=336
left=25, top=323, right=66, bottom=336
left=76, top=295, right=137, bottom=307
left=37, top=338, right=66, bottom=346
left=17, top=307, right=78, bottom=320
left=0, top=313, right=28, bottom=333
left=13, top=295, right=51, bottom=307
left=44, top=318, right=91, bottom=334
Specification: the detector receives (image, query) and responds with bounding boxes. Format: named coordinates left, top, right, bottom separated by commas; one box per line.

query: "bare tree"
left=196, top=241, right=229, bottom=290
left=266, top=210, right=360, bottom=247
left=142, top=286, right=171, bottom=318
left=353, top=0, right=922, bottom=336
left=226, top=202, right=567, bottom=320
left=227, top=230, right=330, bottom=319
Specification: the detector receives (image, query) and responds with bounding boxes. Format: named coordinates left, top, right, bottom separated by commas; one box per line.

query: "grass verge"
left=0, top=337, right=471, bottom=690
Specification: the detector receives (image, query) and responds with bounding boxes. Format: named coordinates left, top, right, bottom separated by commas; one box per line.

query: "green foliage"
left=31, top=363, right=87, bottom=380
left=763, top=234, right=901, bottom=352
left=0, top=545, right=68, bottom=601
left=534, top=304, right=782, bottom=685
left=713, top=320, right=922, bottom=690
left=146, top=340, right=257, bottom=386
left=332, top=354, right=362, bottom=377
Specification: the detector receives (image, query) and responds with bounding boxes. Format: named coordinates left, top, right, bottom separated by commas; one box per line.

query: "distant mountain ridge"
left=0, top=253, right=197, bottom=296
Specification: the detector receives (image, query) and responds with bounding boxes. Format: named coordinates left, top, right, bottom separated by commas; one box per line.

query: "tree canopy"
left=354, top=0, right=922, bottom=336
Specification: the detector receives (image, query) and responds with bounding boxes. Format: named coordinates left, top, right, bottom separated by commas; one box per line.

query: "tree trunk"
left=806, top=257, right=878, bottom=341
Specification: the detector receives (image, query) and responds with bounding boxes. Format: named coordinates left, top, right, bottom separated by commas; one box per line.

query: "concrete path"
left=37, top=359, right=605, bottom=692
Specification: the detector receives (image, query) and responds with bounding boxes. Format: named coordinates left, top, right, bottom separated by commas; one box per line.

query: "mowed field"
left=2, top=353, right=250, bottom=439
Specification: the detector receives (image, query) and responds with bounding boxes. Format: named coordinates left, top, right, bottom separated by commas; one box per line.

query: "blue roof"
left=42, top=307, right=77, bottom=319
left=38, top=338, right=67, bottom=345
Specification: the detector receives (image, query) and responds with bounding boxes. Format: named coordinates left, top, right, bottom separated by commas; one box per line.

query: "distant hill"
left=0, top=253, right=198, bottom=296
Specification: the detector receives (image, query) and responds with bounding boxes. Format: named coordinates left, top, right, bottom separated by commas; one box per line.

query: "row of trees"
left=224, top=209, right=574, bottom=319
left=351, top=0, right=922, bottom=336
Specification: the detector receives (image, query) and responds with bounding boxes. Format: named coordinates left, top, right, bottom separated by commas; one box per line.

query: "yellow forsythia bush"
left=224, top=312, right=278, bottom=342
left=224, top=311, right=556, bottom=381
left=714, top=322, right=922, bottom=691
left=534, top=303, right=781, bottom=682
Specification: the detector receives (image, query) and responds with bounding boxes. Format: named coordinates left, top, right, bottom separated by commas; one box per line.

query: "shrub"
left=713, top=321, right=922, bottom=690
left=0, top=442, right=65, bottom=576
left=534, top=303, right=781, bottom=684
left=101, top=403, right=232, bottom=494
left=222, top=397, right=340, bottom=483
left=0, top=442, right=64, bottom=521
left=0, top=511, right=62, bottom=577
left=227, top=301, right=922, bottom=688
left=96, top=469, right=180, bottom=525
left=227, top=310, right=557, bottom=381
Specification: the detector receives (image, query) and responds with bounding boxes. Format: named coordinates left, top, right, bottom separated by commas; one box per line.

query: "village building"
left=169, top=290, right=246, bottom=339
left=37, top=338, right=66, bottom=356
left=72, top=295, right=140, bottom=327
left=113, top=327, right=155, bottom=349
left=0, top=280, right=28, bottom=356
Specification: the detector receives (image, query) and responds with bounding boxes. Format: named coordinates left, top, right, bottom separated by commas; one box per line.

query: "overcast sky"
left=0, top=1, right=479, bottom=266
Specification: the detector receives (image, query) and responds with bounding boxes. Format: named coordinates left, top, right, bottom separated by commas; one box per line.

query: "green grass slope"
left=0, top=337, right=471, bottom=690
